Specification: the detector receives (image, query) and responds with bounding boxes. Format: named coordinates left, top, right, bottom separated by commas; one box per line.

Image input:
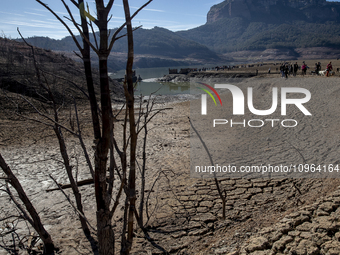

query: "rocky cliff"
left=207, top=0, right=339, bottom=24
left=178, top=0, right=340, bottom=54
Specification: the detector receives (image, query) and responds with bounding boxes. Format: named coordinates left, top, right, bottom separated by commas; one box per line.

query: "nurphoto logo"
left=199, top=83, right=312, bottom=128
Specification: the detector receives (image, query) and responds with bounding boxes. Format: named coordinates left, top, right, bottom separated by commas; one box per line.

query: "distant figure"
left=268, top=68, right=270, bottom=74
left=284, top=64, right=289, bottom=79
left=313, top=63, right=318, bottom=75
left=326, top=61, right=333, bottom=77
left=256, top=69, right=258, bottom=75
left=316, top=62, right=321, bottom=75
left=293, top=62, right=298, bottom=76
left=280, top=64, right=285, bottom=78
left=301, top=62, right=307, bottom=75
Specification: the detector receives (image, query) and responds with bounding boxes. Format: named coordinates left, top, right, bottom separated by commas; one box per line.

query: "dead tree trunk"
left=93, top=3, right=115, bottom=255
left=122, top=0, right=138, bottom=254
left=78, top=0, right=101, bottom=141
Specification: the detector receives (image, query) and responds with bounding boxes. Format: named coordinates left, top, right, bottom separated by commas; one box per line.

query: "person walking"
left=293, top=62, right=298, bottom=76
left=316, top=62, right=321, bottom=75
left=280, top=63, right=285, bottom=78
left=301, top=62, right=307, bottom=75
left=326, top=61, right=333, bottom=77
left=284, top=64, right=289, bottom=79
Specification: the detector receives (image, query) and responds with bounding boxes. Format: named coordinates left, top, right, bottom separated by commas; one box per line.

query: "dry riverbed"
left=1, top=75, right=340, bottom=254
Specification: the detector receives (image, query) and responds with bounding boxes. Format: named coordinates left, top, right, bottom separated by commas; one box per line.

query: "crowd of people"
left=278, top=61, right=334, bottom=78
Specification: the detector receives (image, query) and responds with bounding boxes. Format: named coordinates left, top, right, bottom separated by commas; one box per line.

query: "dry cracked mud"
left=1, top=76, right=340, bottom=254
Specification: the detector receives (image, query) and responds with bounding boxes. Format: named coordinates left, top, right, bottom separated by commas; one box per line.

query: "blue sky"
left=0, top=0, right=221, bottom=39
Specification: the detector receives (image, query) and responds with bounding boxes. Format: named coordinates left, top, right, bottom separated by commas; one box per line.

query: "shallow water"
left=110, top=65, right=215, bottom=96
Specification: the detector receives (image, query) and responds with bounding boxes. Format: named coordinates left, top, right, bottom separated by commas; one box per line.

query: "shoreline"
left=156, top=58, right=340, bottom=83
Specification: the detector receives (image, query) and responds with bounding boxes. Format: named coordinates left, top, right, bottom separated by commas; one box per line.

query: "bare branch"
left=16, top=113, right=54, bottom=128
left=189, top=117, right=227, bottom=219
left=0, top=153, right=55, bottom=252
left=49, top=175, right=96, bottom=231
left=109, top=180, right=125, bottom=218
left=64, top=15, right=81, bottom=27
left=39, top=69, right=89, bottom=100
left=60, top=0, right=99, bottom=54
left=35, top=0, right=83, bottom=51
left=108, top=0, right=153, bottom=51
left=4, top=184, right=34, bottom=227
left=73, top=97, right=94, bottom=179
left=73, top=50, right=83, bottom=60
left=69, top=0, right=79, bottom=8
left=285, top=140, right=307, bottom=164
left=136, top=108, right=172, bottom=136
left=19, top=95, right=78, bottom=136
left=105, top=0, right=115, bottom=13
left=114, top=25, right=142, bottom=42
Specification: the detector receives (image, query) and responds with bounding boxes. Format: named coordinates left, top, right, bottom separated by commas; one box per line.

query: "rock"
left=315, top=209, right=329, bottom=216
left=276, top=223, right=293, bottom=234
left=230, top=188, right=247, bottom=196
left=292, top=240, right=319, bottom=255
left=258, top=227, right=274, bottom=235
left=314, top=216, right=339, bottom=232
left=250, top=251, right=271, bottom=255
left=171, top=231, right=187, bottom=239
left=200, top=201, right=214, bottom=208
left=192, top=213, right=217, bottom=223
left=226, top=252, right=239, bottom=255
left=321, top=240, right=340, bottom=255
left=288, top=230, right=300, bottom=237
left=247, top=188, right=263, bottom=194
left=299, top=210, right=312, bottom=217
left=291, top=215, right=310, bottom=226
left=299, top=232, right=313, bottom=239
left=245, top=236, right=269, bottom=253
left=296, top=222, right=314, bottom=232
left=188, top=228, right=209, bottom=236
left=312, top=233, right=331, bottom=246
left=334, top=231, right=340, bottom=241
left=269, top=231, right=283, bottom=242
left=319, top=201, right=336, bottom=213
left=286, top=212, right=301, bottom=218
left=272, top=235, right=294, bottom=252
left=252, top=181, right=268, bottom=188
left=214, top=246, right=228, bottom=254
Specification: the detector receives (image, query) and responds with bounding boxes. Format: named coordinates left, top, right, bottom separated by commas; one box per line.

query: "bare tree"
left=29, top=0, right=152, bottom=254
left=1, top=0, right=157, bottom=254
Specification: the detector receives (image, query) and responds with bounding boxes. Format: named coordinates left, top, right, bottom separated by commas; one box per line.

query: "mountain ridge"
left=18, top=0, right=340, bottom=67
left=177, top=0, right=340, bottom=55
left=18, top=27, right=223, bottom=71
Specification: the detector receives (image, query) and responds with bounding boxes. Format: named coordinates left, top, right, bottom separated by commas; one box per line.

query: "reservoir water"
left=110, top=66, right=214, bottom=96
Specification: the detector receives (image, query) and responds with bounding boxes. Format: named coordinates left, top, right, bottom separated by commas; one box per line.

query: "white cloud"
left=112, top=3, right=165, bottom=13
left=29, top=8, right=50, bottom=13
left=24, top=12, right=46, bottom=17
left=4, top=20, right=66, bottom=30
left=0, top=11, right=24, bottom=16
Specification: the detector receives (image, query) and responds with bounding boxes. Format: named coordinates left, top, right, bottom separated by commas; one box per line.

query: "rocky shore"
left=157, top=72, right=257, bottom=83
left=156, top=58, right=340, bottom=83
